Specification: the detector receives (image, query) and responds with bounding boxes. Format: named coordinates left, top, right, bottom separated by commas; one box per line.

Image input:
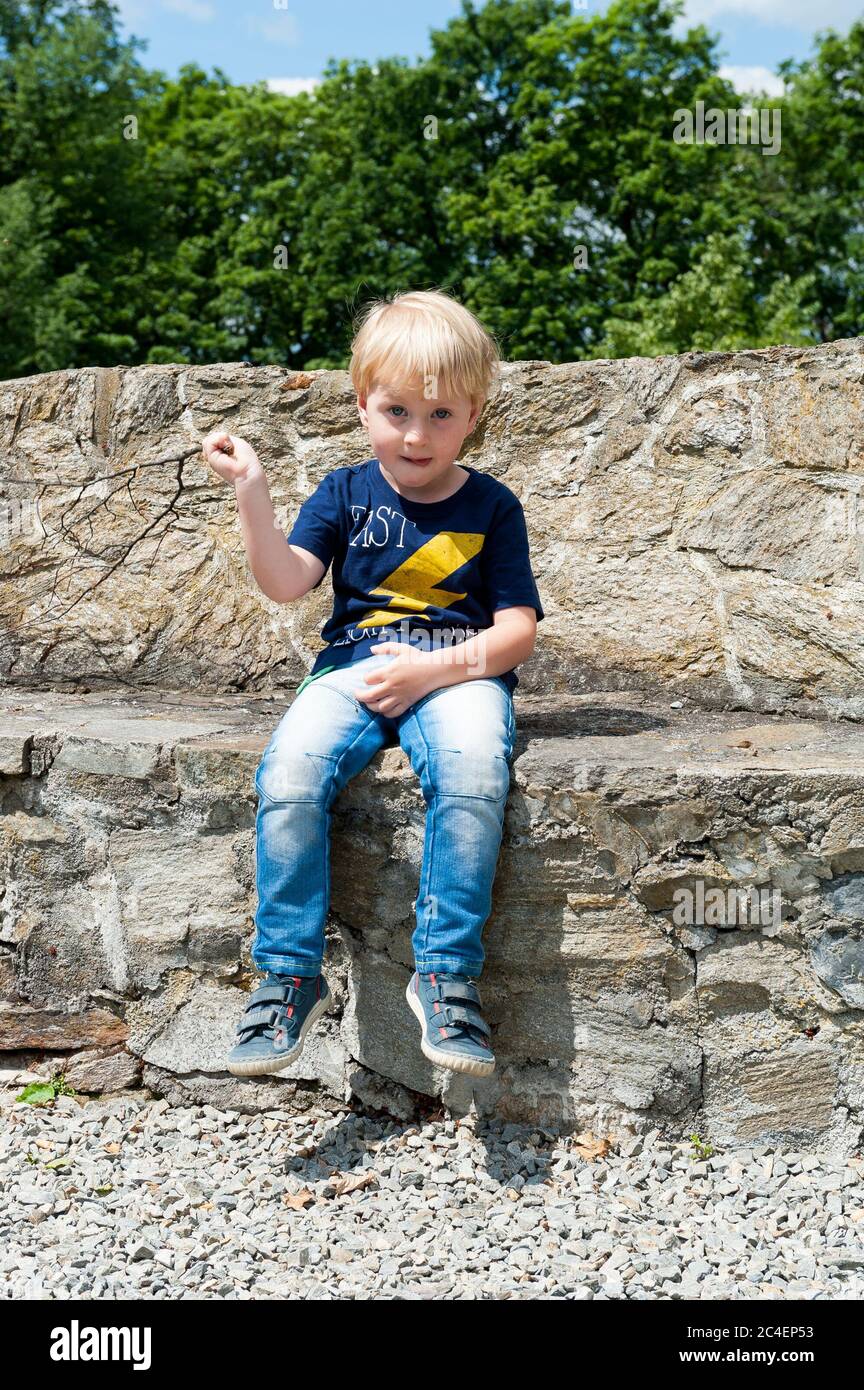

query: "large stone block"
left=1, top=688, right=864, bottom=1150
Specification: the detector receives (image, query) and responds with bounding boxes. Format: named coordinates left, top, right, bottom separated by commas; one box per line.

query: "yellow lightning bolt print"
left=354, top=532, right=485, bottom=629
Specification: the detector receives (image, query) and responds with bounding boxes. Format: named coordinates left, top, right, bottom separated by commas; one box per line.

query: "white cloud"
left=264, top=77, right=321, bottom=97
left=718, top=64, right=785, bottom=96
left=162, top=0, right=216, bottom=19
left=246, top=13, right=300, bottom=45
left=682, top=0, right=861, bottom=28
left=113, top=0, right=215, bottom=21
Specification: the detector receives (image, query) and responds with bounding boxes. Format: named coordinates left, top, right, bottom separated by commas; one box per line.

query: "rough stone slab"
left=63, top=1046, right=143, bottom=1092
left=0, top=732, right=30, bottom=775
left=0, top=1004, right=127, bottom=1049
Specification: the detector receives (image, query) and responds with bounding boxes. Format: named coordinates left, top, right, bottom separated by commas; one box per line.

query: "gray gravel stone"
left=2, top=1089, right=863, bottom=1300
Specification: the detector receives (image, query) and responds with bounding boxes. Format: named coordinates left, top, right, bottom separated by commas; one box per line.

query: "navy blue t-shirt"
left=285, top=457, right=544, bottom=694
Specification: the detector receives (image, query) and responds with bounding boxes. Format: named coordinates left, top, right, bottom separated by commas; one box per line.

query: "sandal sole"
left=227, top=989, right=332, bottom=1077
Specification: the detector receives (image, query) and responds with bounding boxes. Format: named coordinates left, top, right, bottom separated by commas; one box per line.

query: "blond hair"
left=349, top=288, right=501, bottom=414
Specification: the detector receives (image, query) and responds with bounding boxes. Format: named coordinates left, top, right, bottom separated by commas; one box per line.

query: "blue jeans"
left=251, top=651, right=517, bottom=978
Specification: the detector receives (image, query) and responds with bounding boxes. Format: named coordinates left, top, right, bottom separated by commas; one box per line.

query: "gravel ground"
left=3, top=1090, right=864, bottom=1301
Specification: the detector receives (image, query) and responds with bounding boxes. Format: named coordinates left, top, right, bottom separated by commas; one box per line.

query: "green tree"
left=775, top=19, right=864, bottom=341
left=595, top=229, right=818, bottom=356
left=0, top=0, right=860, bottom=378
left=0, top=0, right=164, bottom=372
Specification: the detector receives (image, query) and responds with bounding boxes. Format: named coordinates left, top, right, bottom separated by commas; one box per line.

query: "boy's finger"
left=202, top=439, right=233, bottom=460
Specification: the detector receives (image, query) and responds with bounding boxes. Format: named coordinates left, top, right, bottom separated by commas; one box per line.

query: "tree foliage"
left=0, top=0, right=860, bottom=378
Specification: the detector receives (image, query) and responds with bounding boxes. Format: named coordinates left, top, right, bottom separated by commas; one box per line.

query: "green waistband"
left=296, top=664, right=338, bottom=695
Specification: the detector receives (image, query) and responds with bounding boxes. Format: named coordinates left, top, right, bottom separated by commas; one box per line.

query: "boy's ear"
left=357, top=393, right=368, bottom=426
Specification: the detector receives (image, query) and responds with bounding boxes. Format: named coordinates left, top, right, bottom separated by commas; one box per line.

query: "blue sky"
left=112, top=0, right=862, bottom=98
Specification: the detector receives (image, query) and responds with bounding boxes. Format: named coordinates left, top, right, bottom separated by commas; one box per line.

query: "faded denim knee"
left=254, top=744, right=337, bottom=805
left=424, top=745, right=512, bottom=803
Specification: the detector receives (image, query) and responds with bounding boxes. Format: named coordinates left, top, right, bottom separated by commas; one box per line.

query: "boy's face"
left=357, top=381, right=481, bottom=493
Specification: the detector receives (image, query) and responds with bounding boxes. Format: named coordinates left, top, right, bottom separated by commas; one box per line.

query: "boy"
left=201, top=289, right=544, bottom=1082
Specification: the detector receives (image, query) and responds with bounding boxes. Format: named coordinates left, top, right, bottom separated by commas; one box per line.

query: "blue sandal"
left=227, top=972, right=332, bottom=1077
left=406, top=971, right=496, bottom=1077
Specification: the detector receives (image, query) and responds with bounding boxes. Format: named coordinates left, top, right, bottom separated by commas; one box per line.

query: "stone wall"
left=2, top=688, right=864, bottom=1152
left=2, top=338, right=864, bottom=716
left=3, top=341, right=864, bottom=1150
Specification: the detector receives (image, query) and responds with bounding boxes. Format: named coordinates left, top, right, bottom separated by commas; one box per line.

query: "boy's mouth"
left=401, top=455, right=433, bottom=466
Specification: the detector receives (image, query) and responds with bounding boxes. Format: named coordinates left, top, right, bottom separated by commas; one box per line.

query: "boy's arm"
left=235, top=471, right=324, bottom=603
left=414, top=488, right=544, bottom=686
left=202, top=429, right=324, bottom=603
left=358, top=492, right=543, bottom=709
left=415, top=607, right=537, bottom=688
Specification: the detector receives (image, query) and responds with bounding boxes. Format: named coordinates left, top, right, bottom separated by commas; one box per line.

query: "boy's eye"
left=386, top=406, right=452, bottom=419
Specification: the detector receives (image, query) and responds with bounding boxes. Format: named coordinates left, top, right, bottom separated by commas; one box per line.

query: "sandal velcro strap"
left=235, top=978, right=307, bottom=1042
left=236, top=1004, right=281, bottom=1037
left=250, top=980, right=302, bottom=1010
left=247, top=984, right=294, bottom=1008
left=440, top=1004, right=491, bottom=1036
left=431, top=981, right=481, bottom=1006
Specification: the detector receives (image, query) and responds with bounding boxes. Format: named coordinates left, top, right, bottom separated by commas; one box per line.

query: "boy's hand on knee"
left=353, top=641, right=435, bottom=716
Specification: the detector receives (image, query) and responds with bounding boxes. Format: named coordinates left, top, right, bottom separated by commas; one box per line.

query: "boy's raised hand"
left=200, top=430, right=263, bottom=484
